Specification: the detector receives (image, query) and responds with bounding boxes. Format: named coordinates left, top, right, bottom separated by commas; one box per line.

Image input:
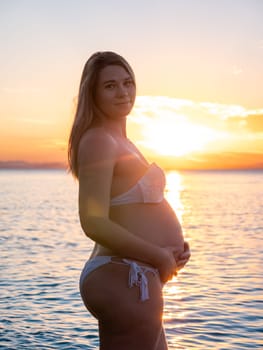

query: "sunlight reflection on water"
left=1, top=169, right=262, bottom=349
left=165, top=171, right=184, bottom=224
left=163, top=170, right=263, bottom=349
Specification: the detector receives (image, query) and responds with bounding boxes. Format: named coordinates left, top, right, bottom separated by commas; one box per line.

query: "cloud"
left=225, top=113, right=263, bottom=133
left=128, top=96, right=263, bottom=160
left=244, top=114, right=263, bottom=132
left=131, top=96, right=263, bottom=135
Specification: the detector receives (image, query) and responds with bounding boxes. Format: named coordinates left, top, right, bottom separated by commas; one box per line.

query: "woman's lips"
left=115, top=100, right=131, bottom=105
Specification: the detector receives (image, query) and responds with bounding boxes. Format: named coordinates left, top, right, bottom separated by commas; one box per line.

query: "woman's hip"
left=80, top=256, right=160, bottom=302
left=79, top=256, right=164, bottom=323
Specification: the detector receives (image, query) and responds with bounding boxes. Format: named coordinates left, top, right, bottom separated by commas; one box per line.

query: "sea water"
left=0, top=169, right=262, bottom=349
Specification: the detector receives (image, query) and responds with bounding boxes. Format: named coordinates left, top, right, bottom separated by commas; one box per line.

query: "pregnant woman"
left=68, top=51, right=190, bottom=350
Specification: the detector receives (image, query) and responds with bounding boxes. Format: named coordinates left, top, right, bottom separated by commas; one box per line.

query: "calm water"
left=0, top=169, right=262, bottom=349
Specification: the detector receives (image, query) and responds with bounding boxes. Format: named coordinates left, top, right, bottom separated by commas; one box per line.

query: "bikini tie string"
left=123, top=260, right=152, bottom=301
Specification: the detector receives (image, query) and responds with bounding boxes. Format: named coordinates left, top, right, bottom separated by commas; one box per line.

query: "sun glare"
left=129, top=96, right=235, bottom=160
left=141, top=117, right=218, bottom=156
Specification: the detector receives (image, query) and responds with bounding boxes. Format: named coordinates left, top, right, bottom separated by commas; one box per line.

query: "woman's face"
left=94, top=65, right=136, bottom=120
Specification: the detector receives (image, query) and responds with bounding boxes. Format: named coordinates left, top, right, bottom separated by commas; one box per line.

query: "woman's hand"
left=155, top=247, right=179, bottom=284
left=175, top=241, right=191, bottom=271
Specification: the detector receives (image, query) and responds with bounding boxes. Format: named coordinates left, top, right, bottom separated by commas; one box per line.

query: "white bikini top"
left=110, top=163, right=166, bottom=206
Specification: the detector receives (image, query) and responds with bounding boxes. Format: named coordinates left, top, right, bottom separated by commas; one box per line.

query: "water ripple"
left=1, top=170, right=262, bottom=349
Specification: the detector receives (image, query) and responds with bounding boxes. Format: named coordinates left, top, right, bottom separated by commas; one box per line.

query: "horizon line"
left=0, top=160, right=262, bottom=172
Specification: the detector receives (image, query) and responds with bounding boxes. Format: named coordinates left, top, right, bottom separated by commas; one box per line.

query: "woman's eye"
left=125, top=80, right=133, bottom=87
left=105, top=83, right=115, bottom=89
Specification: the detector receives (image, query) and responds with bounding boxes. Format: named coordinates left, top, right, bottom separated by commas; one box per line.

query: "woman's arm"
left=78, top=129, right=177, bottom=282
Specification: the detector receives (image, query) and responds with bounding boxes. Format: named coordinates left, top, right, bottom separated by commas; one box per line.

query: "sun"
left=140, top=117, right=217, bottom=156
left=129, top=95, right=226, bottom=158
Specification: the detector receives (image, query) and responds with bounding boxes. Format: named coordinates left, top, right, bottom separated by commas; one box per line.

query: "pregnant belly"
left=109, top=199, right=184, bottom=252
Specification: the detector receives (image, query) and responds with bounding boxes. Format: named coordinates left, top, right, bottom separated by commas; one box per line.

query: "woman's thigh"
left=80, top=261, right=164, bottom=332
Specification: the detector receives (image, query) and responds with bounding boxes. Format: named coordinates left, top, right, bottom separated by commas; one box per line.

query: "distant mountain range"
left=0, top=152, right=262, bottom=170
left=0, top=161, right=67, bottom=169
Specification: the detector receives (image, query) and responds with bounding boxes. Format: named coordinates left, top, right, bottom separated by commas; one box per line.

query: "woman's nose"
left=117, top=84, right=128, bottom=96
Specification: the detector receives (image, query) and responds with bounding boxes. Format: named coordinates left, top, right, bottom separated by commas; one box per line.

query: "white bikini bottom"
left=79, top=256, right=159, bottom=302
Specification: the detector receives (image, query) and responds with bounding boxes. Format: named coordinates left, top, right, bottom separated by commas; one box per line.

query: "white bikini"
left=79, top=163, right=166, bottom=301
left=110, top=162, right=166, bottom=206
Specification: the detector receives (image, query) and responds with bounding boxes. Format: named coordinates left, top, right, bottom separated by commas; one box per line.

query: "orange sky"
left=0, top=1, right=263, bottom=170
left=127, top=96, right=263, bottom=170
left=1, top=95, right=262, bottom=170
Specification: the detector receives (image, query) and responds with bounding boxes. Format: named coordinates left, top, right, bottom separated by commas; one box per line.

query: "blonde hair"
left=68, top=51, right=136, bottom=178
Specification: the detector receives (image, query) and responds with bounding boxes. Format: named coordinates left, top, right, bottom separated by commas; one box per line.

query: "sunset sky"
left=0, top=0, right=263, bottom=169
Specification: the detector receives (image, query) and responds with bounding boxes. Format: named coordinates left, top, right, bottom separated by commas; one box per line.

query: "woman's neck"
left=101, top=118, right=127, bottom=138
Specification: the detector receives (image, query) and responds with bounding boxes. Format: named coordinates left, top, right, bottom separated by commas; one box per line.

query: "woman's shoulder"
left=80, top=127, right=118, bottom=147
left=78, top=127, right=118, bottom=165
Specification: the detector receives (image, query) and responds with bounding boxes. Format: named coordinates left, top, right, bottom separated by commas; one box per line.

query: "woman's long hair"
left=68, top=51, right=136, bottom=179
